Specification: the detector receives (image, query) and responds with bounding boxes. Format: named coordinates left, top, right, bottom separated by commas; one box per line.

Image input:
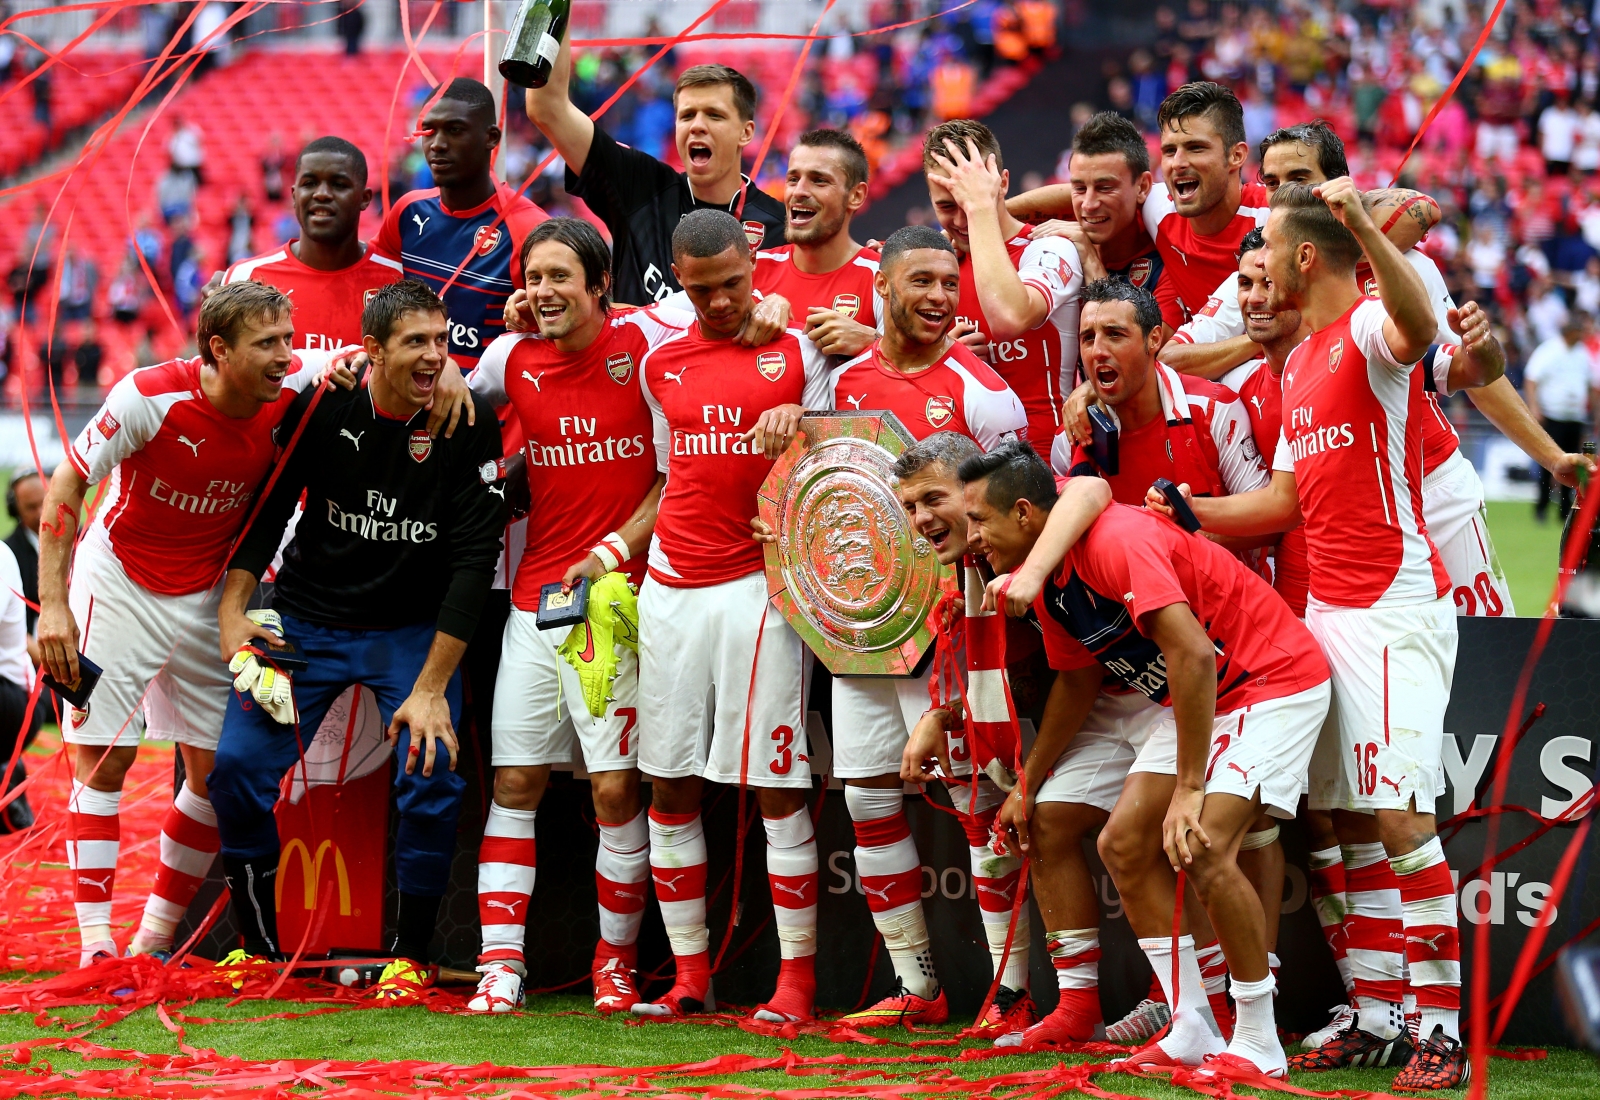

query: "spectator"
left=1528, top=274, right=1571, bottom=344
left=261, top=133, right=287, bottom=204
left=1575, top=98, right=1600, bottom=173
left=56, top=247, right=97, bottom=323
left=226, top=194, right=254, bottom=265
left=0, top=536, right=37, bottom=833
left=1539, top=92, right=1582, bottom=174
left=1127, top=49, right=1165, bottom=131
left=168, top=214, right=195, bottom=295
left=29, top=49, right=49, bottom=129
left=1575, top=254, right=1600, bottom=315
left=1467, top=219, right=1508, bottom=293
left=192, top=1, right=232, bottom=78
left=155, top=162, right=197, bottom=224
left=108, top=257, right=145, bottom=325
left=167, top=114, right=204, bottom=184
left=337, top=0, right=365, bottom=57
left=73, top=320, right=104, bottom=387
left=1524, top=315, right=1595, bottom=522
left=4, top=469, right=43, bottom=635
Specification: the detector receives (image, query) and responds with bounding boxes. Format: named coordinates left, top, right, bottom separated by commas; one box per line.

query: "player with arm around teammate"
left=968, top=443, right=1330, bottom=1078
left=34, top=282, right=328, bottom=966
left=1152, top=181, right=1469, bottom=1090
left=462, top=217, right=689, bottom=1014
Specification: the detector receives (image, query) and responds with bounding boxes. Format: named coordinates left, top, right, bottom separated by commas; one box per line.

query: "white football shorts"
left=1423, top=451, right=1514, bottom=617
left=65, top=542, right=230, bottom=749
left=637, top=572, right=810, bottom=789
left=1035, top=690, right=1160, bottom=812
left=1130, top=681, right=1330, bottom=817
left=831, top=668, right=974, bottom=780
left=491, top=606, right=639, bottom=773
left=1305, top=596, right=1457, bottom=814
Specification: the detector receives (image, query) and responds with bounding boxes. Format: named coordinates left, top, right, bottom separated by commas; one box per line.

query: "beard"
left=886, top=287, right=948, bottom=349
left=786, top=205, right=848, bottom=245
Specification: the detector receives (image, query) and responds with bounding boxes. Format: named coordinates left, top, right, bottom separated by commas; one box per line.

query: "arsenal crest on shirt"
left=1328, top=338, right=1344, bottom=373
left=756, top=350, right=787, bottom=381
left=925, top=395, right=956, bottom=428
left=832, top=293, right=861, bottom=319
left=742, top=220, right=766, bottom=250
left=605, top=351, right=635, bottom=384
left=409, top=429, right=433, bottom=463
left=363, top=287, right=381, bottom=306
left=1128, top=257, right=1153, bottom=288
left=473, top=225, right=502, bottom=257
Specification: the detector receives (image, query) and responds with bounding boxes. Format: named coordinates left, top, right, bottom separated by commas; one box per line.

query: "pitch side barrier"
left=176, top=615, right=1600, bottom=1045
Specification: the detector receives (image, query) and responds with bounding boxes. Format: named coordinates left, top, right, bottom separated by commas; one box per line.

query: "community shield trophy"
left=759, top=412, right=949, bottom=676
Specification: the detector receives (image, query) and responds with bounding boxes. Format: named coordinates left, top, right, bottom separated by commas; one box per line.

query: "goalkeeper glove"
left=229, top=610, right=298, bottom=725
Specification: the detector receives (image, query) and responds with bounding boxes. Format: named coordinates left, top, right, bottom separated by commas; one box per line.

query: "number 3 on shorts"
left=769, top=725, right=794, bottom=774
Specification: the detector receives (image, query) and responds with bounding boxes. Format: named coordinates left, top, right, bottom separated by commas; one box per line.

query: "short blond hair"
left=674, top=64, right=756, bottom=122
left=198, top=281, right=291, bottom=365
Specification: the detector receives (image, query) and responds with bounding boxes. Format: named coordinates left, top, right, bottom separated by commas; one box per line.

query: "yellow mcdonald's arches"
left=275, top=838, right=352, bottom=916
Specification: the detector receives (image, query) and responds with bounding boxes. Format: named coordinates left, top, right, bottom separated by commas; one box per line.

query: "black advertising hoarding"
left=181, top=618, right=1599, bottom=1044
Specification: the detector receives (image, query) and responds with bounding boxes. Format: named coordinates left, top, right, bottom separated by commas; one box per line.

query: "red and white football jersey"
left=1274, top=298, right=1450, bottom=608
left=469, top=306, right=692, bottom=606
left=828, top=339, right=1027, bottom=450
left=1415, top=342, right=1461, bottom=476
left=955, top=228, right=1083, bottom=448
left=1058, top=362, right=1267, bottom=505
left=1141, top=181, right=1270, bottom=331
left=69, top=355, right=324, bottom=596
left=1036, top=503, right=1329, bottom=712
left=222, top=242, right=403, bottom=352
left=640, top=325, right=831, bottom=587
left=1223, top=358, right=1309, bottom=615
left=754, top=244, right=884, bottom=329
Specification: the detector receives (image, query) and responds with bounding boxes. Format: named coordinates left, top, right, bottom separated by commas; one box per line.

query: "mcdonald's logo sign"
left=277, top=838, right=352, bottom=916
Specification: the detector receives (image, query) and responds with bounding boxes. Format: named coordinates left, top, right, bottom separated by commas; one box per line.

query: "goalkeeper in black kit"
left=207, top=280, right=507, bottom=995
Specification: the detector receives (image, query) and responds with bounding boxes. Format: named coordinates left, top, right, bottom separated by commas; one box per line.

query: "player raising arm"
left=209, top=281, right=506, bottom=996
left=924, top=120, right=1083, bottom=450
left=35, top=283, right=327, bottom=966
left=525, top=27, right=784, bottom=305
left=462, top=218, right=688, bottom=1015
left=1152, top=181, right=1469, bottom=1090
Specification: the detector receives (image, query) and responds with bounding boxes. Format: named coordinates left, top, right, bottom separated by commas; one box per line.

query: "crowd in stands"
left=1070, top=0, right=1600, bottom=397
left=0, top=0, right=1057, bottom=398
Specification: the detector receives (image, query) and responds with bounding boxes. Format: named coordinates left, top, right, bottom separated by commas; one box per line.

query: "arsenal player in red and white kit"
left=756, top=129, right=882, bottom=358
left=34, top=283, right=327, bottom=967
left=970, top=451, right=1330, bottom=1078
left=222, top=137, right=401, bottom=352
left=1173, top=181, right=1468, bottom=1089
left=464, top=218, right=692, bottom=1015
left=830, top=226, right=1027, bottom=448
left=822, top=223, right=1035, bottom=1033
left=634, top=210, right=831, bottom=1022
left=923, top=119, right=1084, bottom=451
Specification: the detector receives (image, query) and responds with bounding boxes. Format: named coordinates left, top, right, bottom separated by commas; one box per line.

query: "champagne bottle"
left=499, top=0, right=570, bottom=89
left=1559, top=441, right=1599, bottom=617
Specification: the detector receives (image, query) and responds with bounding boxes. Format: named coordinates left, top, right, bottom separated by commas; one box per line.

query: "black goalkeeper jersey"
left=231, top=377, right=507, bottom=640
left=565, top=123, right=786, bottom=307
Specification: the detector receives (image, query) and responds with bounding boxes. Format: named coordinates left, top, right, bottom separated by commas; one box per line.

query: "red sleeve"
left=503, top=198, right=549, bottom=284
left=1154, top=270, right=1184, bottom=332
left=373, top=196, right=407, bottom=262
left=1073, top=512, right=1189, bottom=627
left=1033, top=585, right=1099, bottom=672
